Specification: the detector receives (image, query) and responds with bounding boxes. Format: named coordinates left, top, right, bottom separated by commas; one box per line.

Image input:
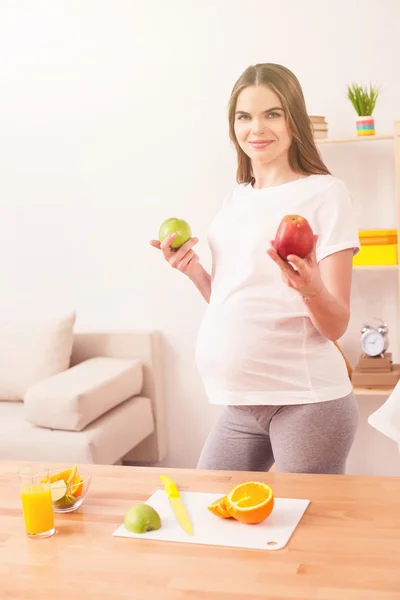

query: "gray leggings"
left=197, top=393, right=359, bottom=474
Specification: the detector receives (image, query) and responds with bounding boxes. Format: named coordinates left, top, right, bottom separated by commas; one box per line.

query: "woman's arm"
left=150, top=233, right=212, bottom=303
left=300, top=249, right=353, bottom=340
left=188, top=264, right=212, bottom=303
left=267, top=236, right=354, bottom=341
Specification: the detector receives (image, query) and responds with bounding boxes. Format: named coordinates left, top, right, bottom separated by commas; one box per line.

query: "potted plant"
left=346, top=82, right=380, bottom=136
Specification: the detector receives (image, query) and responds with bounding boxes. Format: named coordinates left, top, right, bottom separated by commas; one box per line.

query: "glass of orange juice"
left=18, top=466, right=55, bottom=538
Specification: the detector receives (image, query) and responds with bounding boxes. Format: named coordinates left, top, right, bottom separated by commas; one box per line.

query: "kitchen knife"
left=160, top=475, right=193, bottom=536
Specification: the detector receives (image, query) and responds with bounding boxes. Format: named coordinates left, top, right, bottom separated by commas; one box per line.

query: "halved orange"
left=207, top=495, right=233, bottom=519
left=226, top=481, right=274, bottom=524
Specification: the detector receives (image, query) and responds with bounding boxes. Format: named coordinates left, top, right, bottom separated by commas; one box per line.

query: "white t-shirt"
left=195, top=174, right=360, bottom=406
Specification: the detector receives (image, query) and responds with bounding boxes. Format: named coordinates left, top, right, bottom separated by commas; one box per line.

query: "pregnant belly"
left=195, top=306, right=311, bottom=393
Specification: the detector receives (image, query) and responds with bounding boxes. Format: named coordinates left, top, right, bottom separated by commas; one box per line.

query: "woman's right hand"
left=150, top=233, right=200, bottom=277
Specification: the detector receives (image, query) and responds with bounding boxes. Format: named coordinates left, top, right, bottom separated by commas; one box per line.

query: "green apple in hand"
left=124, top=504, right=162, bottom=534
left=158, top=218, right=192, bottom=250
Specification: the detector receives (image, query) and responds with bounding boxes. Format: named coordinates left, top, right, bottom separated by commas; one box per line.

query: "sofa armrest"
left=24, top=357, right=143, bottom=432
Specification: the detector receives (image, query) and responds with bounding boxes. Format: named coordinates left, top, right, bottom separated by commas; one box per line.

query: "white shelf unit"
left=317, top=122, right=400, bottom=397
left=316, top=133, right=394, bottom=145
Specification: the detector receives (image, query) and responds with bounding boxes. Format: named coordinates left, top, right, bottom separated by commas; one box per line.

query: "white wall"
left=1, top=0, right=400, bottom=472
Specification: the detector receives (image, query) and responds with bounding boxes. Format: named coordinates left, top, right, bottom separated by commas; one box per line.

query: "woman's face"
left=233, top=85, right=292, bottom=165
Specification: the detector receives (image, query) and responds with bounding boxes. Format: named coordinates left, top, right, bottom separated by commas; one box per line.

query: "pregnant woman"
left=151, top=63, right=360, bottom=474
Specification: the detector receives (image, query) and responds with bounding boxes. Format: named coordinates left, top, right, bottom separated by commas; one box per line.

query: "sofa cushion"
left=0, top=310, right=76, bottom=401
left=24, top=357, right=143, bottom=432
left=0, top=395, right=154, bottom=464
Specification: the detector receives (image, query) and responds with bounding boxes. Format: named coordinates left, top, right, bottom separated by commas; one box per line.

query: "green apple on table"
left=124, top=504, right=162, bottom=534
left=158, top=218, right=192, bottom=250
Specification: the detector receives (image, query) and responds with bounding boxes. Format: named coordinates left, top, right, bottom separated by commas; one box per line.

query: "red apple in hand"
left=273, top=215, right=314, bottom=261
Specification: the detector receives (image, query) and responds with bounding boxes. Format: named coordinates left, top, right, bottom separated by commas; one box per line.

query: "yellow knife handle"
left=160, top=475, right=180, bottom=498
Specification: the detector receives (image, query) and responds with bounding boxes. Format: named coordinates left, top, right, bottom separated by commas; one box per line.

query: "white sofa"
left=0, top=312, right=166, bottom=465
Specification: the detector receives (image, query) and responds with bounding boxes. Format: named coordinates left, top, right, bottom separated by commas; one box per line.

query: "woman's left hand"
left=266, top=234, right=324, bottom=299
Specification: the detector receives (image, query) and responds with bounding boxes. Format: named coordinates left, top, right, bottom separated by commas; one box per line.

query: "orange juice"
left=21, top=484, right=54, bottom=535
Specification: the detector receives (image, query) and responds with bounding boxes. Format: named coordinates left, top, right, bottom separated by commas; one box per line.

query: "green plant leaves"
left=346, top=82, right=380, bottom=116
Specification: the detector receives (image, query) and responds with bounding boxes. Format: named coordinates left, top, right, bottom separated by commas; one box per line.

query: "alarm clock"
left=360, top=318, right=389, bottom=357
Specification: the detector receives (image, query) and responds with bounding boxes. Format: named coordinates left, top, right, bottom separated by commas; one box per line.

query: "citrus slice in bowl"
left=66, top=466, right=78, bottom=484
left=43, top=466, right=77, bottom=485
left=226, top=481, right=274, bottom=524
left=207, top=495, right=232, bottom=519
left=50, top=480, right=67, bottom=503
left=69, top=475, right=83, bottom=497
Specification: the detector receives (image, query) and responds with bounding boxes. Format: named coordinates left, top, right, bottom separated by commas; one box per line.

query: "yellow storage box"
left=353, top=229, right=398, bottom=266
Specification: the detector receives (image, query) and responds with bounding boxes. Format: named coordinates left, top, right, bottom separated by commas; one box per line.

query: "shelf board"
left=354, top=265, right=399, bottom=270
left=353, top=385, right=394, bottom=396
left=315, top=134, right=394, bottom=145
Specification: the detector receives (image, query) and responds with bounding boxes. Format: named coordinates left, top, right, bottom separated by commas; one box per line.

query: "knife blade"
left=160, top=475, right=193, bottom=536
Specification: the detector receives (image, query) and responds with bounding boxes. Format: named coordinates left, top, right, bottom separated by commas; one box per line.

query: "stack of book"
left=351, top=353, right=400, bottom=388
left=310, top=115, right=328, bottom=139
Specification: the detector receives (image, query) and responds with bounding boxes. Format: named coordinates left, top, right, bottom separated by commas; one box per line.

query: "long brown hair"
left=228, top=63, right=330, bottom=184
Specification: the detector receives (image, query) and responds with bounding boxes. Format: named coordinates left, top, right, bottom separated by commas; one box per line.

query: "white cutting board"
left=113, top=491, right=310, bottom=551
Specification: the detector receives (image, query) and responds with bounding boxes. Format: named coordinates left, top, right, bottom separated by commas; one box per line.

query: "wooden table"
left=1, top=461, right=400, bottom=600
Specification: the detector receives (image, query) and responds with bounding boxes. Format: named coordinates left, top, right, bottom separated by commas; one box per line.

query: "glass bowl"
left=46, top=467, right=92, bottom=513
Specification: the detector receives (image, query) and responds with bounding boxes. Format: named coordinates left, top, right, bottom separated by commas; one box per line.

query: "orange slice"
left=66, top=466, right=78, bottom=485
left=207, top=495, right=233, bottom=519
left=69, top=474, right=83, bottom=497
left=226, top=481, right=274, bottom=524
left=45, top=466, right=77, bottom=485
